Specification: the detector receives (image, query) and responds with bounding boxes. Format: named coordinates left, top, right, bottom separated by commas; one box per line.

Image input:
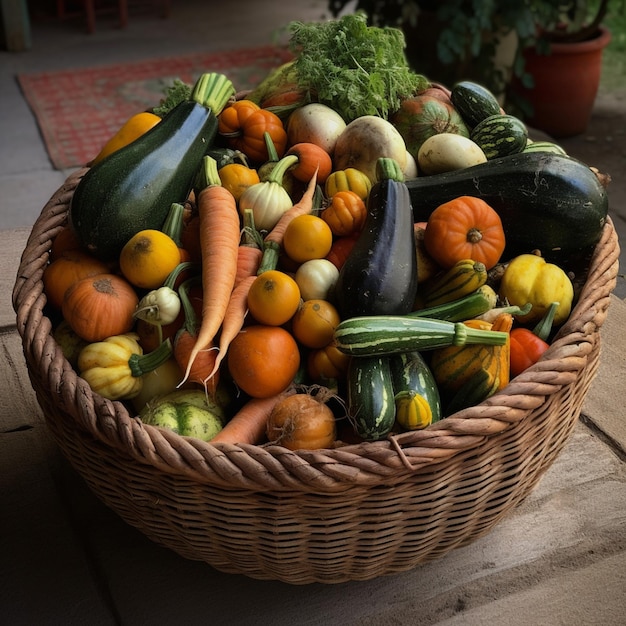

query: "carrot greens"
left=287, top=13, right=428, bottom=122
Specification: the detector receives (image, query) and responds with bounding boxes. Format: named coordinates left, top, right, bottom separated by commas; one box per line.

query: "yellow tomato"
left=119, top=229, right=181, bottom=290
left=92, top=112, right=161, bottom=164
left=291, top=299, right=341, bottom=349
left=283, top=214, right=333, bottom=264
left=247, top=270, right=301, bottom=326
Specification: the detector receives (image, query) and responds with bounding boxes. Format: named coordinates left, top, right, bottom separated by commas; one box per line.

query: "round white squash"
left=417, top=133, right=487, bottom=175
left=333, top=115, right=407, bottom=183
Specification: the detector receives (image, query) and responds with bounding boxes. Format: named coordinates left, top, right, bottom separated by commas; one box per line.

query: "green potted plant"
left=510, top=0, right=613, bottom=137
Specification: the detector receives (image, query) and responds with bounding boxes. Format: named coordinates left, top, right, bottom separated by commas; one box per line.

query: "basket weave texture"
left=13, top=169, right=620, bottom=584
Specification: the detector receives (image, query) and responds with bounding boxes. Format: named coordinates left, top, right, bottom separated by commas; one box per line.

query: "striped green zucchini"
left=347, top=355, right=396, bottom=441
left=390, top=351, right=441, bottom=429
left=333, top=316, right=508, bottom=357
left=470, top=114, right=528, bottom=159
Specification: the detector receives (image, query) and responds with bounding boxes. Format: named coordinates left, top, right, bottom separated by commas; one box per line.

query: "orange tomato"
left=282, top=214, right=333, bottom=264
left=119, top=229, right=181, bottom=290
left=291, top=299, right=341, bottom=349
left=227, top=325, right=301, bottom=398
left=247, top=270, right=301, bottom=326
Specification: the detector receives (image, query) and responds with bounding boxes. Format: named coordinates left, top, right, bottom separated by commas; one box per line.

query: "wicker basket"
left=13, top=169, right=620, bottom=585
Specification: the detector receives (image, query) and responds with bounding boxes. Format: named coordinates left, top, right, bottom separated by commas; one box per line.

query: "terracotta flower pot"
left=515, top=26, right=612, bottom=138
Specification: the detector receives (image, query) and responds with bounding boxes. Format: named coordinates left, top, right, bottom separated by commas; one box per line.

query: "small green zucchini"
left=347, top=355, right=396, bottom=441
left=389, top=351, right=441, bottom=429
left=333, top=316, right=508, bottom=357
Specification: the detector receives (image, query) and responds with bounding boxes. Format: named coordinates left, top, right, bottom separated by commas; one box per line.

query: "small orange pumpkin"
left=43, top=250, right=110, bottom=310
left=321, top=190, right=367, bottom=237
left=218, top=99, right=260, bottom=136
left=234, top=109, right=287, bottom=163
left=62, top=273, right=139, bottom=342
left=423, top=196, right=506, bottom=270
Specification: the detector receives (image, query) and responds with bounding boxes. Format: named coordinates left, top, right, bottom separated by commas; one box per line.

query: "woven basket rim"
left=12, top=169, right=621, bottom=493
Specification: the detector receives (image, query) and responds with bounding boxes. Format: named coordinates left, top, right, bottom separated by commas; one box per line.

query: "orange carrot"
left=257, top=168, right=319, bottom=274
left=235, top=245, right=263, bottom=286
left=210, top=390, right=294, bottom=445
left=174, top=328, right=219, bottom=397
left=264, top=167, right=319, bottom=246
left=206, top=273, right=257, bottom=380
left=174, top=277, right=219, bottom=396
left=182, top=157, right=240, bottom=383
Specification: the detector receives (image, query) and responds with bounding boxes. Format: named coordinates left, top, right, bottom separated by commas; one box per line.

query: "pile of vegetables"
left=45, top=14, right=610, bottom=450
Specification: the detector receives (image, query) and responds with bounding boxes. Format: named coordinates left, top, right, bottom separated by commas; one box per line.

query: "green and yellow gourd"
left=389, top=351, right=441, bottom=430
left=70, top=73, right=235, bottom=261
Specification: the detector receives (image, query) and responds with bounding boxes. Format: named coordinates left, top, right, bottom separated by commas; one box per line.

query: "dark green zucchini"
left=450, top=80, right=501, bottom=128
left=405, top=152, right=609, bottom=263
left=470, top=114, right=528, bottom=159
left=334, top=158, right=418, bottom=319
left=347, top=355, right=396, bottom=441
left=70, top=73, right=235, bottom=261
left=389, top=351, right=441, bottom=427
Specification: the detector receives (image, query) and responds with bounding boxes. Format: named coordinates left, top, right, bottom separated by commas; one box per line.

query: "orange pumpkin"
left=43, top=250, right=110, bottom=310
left=50, top=225, right=84, bottom=261
left=62, top=273, right=139, bottom=342
left=218, top=99, right=260, bottom=136
left=307, top=344, right=351, bottom=382
left=234, top=109, right=287, bottom=163
left=423, top=196, right=506, bottom=270
left=321, top=190, right=367, bottom=237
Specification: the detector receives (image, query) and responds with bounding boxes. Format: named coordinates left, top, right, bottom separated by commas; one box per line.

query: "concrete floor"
left=1, top=2, right=625, bottom=624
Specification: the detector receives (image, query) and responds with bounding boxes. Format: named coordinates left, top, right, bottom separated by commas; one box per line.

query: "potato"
left=417, top=133, right=487, bottom=175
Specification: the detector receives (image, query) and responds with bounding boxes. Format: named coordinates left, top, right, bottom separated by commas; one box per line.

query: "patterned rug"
left=17, top=45, right=293, bottom=170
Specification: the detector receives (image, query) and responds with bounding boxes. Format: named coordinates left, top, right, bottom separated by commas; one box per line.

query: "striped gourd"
left=430, top=313, right=513, bottom=414
left=470, top=114, right=528, bottom=160
left=411, top=285, right=497, bottom=322
left=421, top=259, right=488, bottom=308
